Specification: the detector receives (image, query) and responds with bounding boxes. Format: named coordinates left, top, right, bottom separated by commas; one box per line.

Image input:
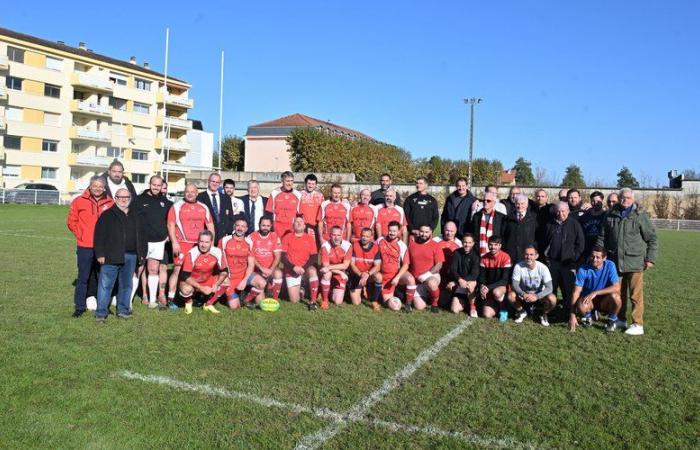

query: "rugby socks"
left=147, top=275, right=159, bottom=304
left=405, top=285, right=417, bottom=305
left=130, top=275, right=139, bottom=303
left=372, top=282, right=383, bottom=302
left=269, top=278, right=283, bottom=300
left=205, top=285, right=228, bottom=306
left=608, top=313, right=618, bottom=322
left=320, top=279, right=331, bottom=303
left=308, top=277, right=319, bottom=304
left=429, top=287, right=440, bottom=307
left=243, top=287, right=262, bottom=304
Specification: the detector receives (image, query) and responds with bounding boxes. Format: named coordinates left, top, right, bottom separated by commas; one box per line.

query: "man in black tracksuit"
left=543, top=202, right=584, bottom=311
left=440, top=177, right=476, bottom=240
left=403, top=177, right=439, bottom=237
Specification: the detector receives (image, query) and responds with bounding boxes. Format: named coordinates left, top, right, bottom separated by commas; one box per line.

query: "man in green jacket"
left=597, top=188, right=658, bottom=336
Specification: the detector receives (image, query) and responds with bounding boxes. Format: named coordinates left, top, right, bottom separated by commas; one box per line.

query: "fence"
left=650, top=219, right=700, bottom=231
left=0, top=188, right=62, bottom=205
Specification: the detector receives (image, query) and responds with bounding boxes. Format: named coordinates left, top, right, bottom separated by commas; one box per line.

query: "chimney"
left=143, top=62, right=150, bottom=69
left=129, top=56, right=137, bottom=65
left=87, top=49, right=94, bottom=53
left=78, top=42, right=87, bottom=50
left=57, top=40, right=65, bottom=45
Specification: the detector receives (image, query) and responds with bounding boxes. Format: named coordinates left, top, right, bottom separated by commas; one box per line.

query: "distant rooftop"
left=246, top=113, right=374, bottom=140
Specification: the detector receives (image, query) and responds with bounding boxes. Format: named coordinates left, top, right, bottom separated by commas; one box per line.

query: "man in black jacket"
left=403, top=177, right=439, bottom=237
left=470, top=192, right=507, bottom=256
left=533, top=188, right=555, bottom=262
left=239, top=180, right=268, bottom=235
left=370, top=173, right=402, bottom=207
left=440, top=177, right=476, bottom=239
left=196, top=172, right=234, bottom=243
left=504, top=194, right=538, bottom=265
left=99, top=159, right=137, bottom=199
left=94, top=188, right=147, bottom=322
left=132, top=175, right=172, bottom=308
left=543, top=201, right=585, bottom=310
left=448, top=233, right=480, bottom=316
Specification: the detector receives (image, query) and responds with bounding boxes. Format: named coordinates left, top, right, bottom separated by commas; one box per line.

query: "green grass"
left=1, top=204, right=698, bottom=449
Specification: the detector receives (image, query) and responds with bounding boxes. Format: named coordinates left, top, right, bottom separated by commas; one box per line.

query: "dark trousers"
left=74, top=246, right=97, bottom=310
left=548, top=259, right=576, bottom=309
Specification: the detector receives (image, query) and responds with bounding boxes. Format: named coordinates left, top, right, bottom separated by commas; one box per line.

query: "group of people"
left=67, top=162, right=658, bottom=335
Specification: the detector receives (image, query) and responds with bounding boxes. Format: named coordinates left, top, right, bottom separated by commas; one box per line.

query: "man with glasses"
left=197, top=172, right=234, bottom=243
left=371, top=173, right=402, bottom=207
left=470, top=192, right=507, bottom=257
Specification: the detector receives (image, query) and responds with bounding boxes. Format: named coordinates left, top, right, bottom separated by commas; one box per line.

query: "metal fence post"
left=34, top=189, right=38, bottom=205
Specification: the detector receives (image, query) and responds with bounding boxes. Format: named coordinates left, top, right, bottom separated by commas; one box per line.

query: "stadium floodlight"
left=463, top=98, right=482, bottom=188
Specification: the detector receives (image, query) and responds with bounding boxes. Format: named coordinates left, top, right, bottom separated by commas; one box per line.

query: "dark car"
left=4, top=183, right=60, bottom=204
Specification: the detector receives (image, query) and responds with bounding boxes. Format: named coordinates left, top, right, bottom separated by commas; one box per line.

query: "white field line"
left=294, top=318, right=474, bottom=450
left=0, top=232, right=72, bottom=240
left=118, top=365, right=537, bottom=449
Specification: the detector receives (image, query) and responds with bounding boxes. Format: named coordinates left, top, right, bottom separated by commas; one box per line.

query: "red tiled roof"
left=499, top=170, right=517, bottom=185
left=250, top=113, right=374, bottom=140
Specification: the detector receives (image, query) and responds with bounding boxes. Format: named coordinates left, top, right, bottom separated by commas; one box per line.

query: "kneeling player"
left=448, top=233, right=479, bottom=316
left=408, top=225, right=445, bottom=312
left=569, top=246, right=622, bottom=333
left=248, top=216, right=284, bottom=302
left=377, top=221, right=416, bottom=312
left=319, top=226, right=352, bottom=309
left=478, top=236, right=512, bottom=320
left=349, top=227, right=383, bottom=310
left=179, top=230, right=228, bottom=314
left=220, top=218, right=267, bottom=309
left=507, top=245, right=557, bottom=326
left=281, top=215, right=320, bottom=310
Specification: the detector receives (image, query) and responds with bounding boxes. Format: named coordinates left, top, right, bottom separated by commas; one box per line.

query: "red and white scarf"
left=479, top=211, right=494, bottom=256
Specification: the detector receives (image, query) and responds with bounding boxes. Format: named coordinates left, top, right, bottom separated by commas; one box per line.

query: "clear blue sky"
left=3, top=0, right=698, bottom=185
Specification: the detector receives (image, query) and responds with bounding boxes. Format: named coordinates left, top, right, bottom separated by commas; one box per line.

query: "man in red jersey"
left=166, top=183, right=214, bottom=306
left=350, top=189, right=377, bottom=241
left=220, top=218, right=267, bottom=309
left=179, top=230, right=228, bottom=315
left=478, top=236, right=512, bottom=321
left=266, top=171, right=302, bottom=237
left=281, top=215, right=320, bottom=310
left=433, top=221, right=462, bottom=299
left=375, top=190, right=407, bottom=242
left=377, top=221, right=416, bottom=311
left=349, top=227, right=383, bottom=310
left=318, top=184, right=352, bottom=244
left=298, top=174, right=325, bottom=238
left=247, top=216, right=284, bottom=302
left=319, top=226, right=352, bottom=309
left=409, top=225, right=445, bottom=312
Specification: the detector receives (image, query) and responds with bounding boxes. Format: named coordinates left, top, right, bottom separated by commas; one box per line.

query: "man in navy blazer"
left=196, top=172, right=234, bottom=243
left=238, top=180, right=268, bottom=235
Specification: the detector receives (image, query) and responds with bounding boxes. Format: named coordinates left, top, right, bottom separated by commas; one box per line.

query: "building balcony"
left=0, top=116, right=5, bottom=130
left=71, top=100, right=112, bottom=117
left=0, top=86, right=7, bottom=100
left=68, top=152, right=115, bottom=168
left=161, top=161, right=193, bottom=174
left=156, top=138, right=191, bottom=152
left=0, top=55, right=7, bottom=70
left=70, top=127, right=112, bottom=143
left=156, top=91, right=193, bottom=109
left=156, top=116, right=193, bottom=130
left=71, top=72, right=113, bottom=92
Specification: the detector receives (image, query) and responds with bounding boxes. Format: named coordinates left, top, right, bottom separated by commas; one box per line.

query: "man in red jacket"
left=66, top=175, right=114, bottom=317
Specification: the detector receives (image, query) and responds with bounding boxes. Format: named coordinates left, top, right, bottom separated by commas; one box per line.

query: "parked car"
left=3, top=183, right=60, bottom=204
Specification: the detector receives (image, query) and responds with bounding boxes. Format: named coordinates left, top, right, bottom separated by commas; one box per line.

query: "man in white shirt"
left=239, top=180, right=267, bottom=235
left=507, top=245, right=557, bottom=326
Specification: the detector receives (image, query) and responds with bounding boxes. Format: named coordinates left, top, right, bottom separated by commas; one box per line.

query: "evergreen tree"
left=616, top=166, right=640, bottom=188
left=561, top=164, right=586, bottom=187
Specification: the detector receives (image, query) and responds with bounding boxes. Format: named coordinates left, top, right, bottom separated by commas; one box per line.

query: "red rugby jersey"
left=247, top=231, right=282, bottom=270
left=265, top=188, right=302, bottom=236
left=219, top=234, right=253, bottom=281
left=350, top=204, right=377, bottom=239
left=408, top=238, right=445, bottom=277
left=375, top=205, right=406, bottom=237
left=320, top=199, right=351, bottom=240
left=320, top=240, right=352, bottom=266
left=352, top=240, right=381, bottom=273
left=377, top=237, right=409, bottom=274
left=182, top=246, right=226, bottom=283
left=168, top=200, right=212, bottom=244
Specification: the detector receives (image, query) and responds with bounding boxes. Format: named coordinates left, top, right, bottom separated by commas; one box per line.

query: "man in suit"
left=239, top=179, right=268, bottom=235
left=196, top=172, right=234, bottom=243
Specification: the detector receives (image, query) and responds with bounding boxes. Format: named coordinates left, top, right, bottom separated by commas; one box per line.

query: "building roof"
left=0, top=26, right=188, bottom=85
left=499, top=169, right=517, bottom=185
left=247, top=113, right=374, bottom=140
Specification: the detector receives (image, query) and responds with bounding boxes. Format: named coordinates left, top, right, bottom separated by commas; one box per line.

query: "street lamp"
left=464, top=97, right=482, bottom=188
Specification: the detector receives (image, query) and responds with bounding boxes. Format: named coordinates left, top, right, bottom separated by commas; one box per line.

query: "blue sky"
left=3, top=0, right=698, bottom=185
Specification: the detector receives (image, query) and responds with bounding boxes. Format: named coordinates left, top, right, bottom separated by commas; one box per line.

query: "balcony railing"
left=71, top=72, right=113, bottom=91
left=157, top=138, right=191, bottom=152
left=70, top=127, right=112, bottom=142
left=157, top=116, right=193, bottom=129
left=0, top=86, right=7, bottom=99
left=0, top=55, right=7, bottom=69
left=157, top=91, right=193, bottom=108
left=0, top=117, right=5, bottom=130
left=69, top=153, right=114, bottom=167
left=71, top=100, right=112, bottom=116
left=162, top=161, right=192, bottom=174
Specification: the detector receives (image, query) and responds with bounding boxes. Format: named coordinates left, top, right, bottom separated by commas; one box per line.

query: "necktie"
left=211, top=193, right=219, bottom=220
left=518, top=213, right=523, bottom=222
left=251, top=199, right=256, bottom=229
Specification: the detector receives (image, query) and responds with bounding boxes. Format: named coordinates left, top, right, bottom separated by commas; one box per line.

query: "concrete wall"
left=244, top=136, right=290, bottom=172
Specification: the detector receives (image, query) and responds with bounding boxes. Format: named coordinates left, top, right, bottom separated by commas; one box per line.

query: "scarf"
left=479, top=211, right=494, bottom=256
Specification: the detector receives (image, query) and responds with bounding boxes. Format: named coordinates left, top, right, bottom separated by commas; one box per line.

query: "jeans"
left=74, top=246, right=96, bottom=310
left=96, top=253, right=138, bottom=318
left=548, top=259, right=576, bottom=309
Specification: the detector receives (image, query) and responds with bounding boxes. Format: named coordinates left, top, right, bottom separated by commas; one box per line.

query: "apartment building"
left=0, top=27, right=198, bottom=193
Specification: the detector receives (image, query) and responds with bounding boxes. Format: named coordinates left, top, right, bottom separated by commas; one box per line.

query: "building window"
left=134, top=102, right=150, bottom=114
left=72, top=143, right=83, bottom=153
left=5, top=135, right=21, bottom=150
left=41, top=167, right=57, bottom=179
left=7, top=46, right=25, bottom=63
left=44, top=112, right=61, bottom=126
left=135, top=78, right=151, bottom=91
left=6, top=76, right=23, bottom=91
left=73, top=91, right=86, bottom=100
left=46, top=56, right=63, bottom=71
left=107, top=147, right=123, bottom=158
left=3, top=165, right=21, bottom=178
left=131, top=173, right=147, bottom=184
left=42, top=140, right=59, bottom=152
left=6, top=107, right=22, bottom=121
left=109, top=97, right=127, bottom=111
left=109, top=72, right=128, bottom=86
left=132, top=150, right=148, bottom=161
left=44, top=84, right=61, bottom=98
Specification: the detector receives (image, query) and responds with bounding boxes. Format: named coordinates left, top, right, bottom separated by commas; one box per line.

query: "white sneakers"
left=624, top=324, right=644, bottom=336
left=539, top=314, right=550, bottom=327
left=514, top=310, right=528, bottom=324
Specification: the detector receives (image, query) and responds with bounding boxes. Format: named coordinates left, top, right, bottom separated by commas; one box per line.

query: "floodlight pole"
left=464, top=97, right=482, bottom=188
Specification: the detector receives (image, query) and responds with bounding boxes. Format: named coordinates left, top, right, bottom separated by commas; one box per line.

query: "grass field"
left=1, top=204, right=698, bottom=449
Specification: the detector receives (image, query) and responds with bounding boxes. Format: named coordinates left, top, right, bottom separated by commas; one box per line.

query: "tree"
left=684, top=193, right=700, bottom=220
left=561, top=164, right=586, bottom=188
left=652, top=193, right=670, bottom=219
left=219, top=135, right=245, bottom=171
left=616, top=166, right=640, bottom=188
left=512, top=157, right=535, bottom=186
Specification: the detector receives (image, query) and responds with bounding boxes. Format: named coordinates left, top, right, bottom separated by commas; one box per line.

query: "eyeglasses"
left=484, top=199, right=494, bottom=203
left=116, top=195, right=131, bottom=200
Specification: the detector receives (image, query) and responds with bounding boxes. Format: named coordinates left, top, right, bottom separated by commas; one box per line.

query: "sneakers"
left=141, top=298, right=149, bottom=306
left=498, top=309, right=509, bottom=322
left=148, top=301, right=158, bottom=309
left=245, top=301, right=257, bottom=310
left=624, top=324, right=644, bottom=336
left=430, top=305, right=440, bottom=314
left=581, top=316, right=593, bottom=327
left=320, top=300, right=330, bottom=310
left=403, top=303, right=413, bottom=313
left=514, top=310, right=528, bottom=324
left=371, top=301, right=381, bottom=312
left=469, top=307, right=478, bottom=318
left=184, top=303, right=193, bottom=315
left=117, top=312, right=133, bottom=319
left=169, top=302, right=179, bottom=310
left=203, top=304, right=220, bottom=314
left=95, top=316, right=106, bottom=324
left=615, top=319, right=627, bottom=330
left=308, top=302, right=318, bottom=311
left=72, top=309, right=86, bottom=318
left=605, top=320, right=617, bottom=333
left=539, top=313, right=550, bottom=327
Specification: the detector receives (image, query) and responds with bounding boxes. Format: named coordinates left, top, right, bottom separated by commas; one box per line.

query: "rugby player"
left=408, top=225, right=445, bottom=312
left=266, top=171, right=302, bottom=237
left=319, top=226, right=352, bottom=309
left=569, top=246, right=622, bottom=333
left=248, top=216, right=284, bottom=302
left=298, top=173, right=324, bottom=237
left=377, top=221, right=416, bottom=312
left=179, top=230, right=228, bottom=315
left=349, top=189, right=377, bottom=241
left=375, top=190, right=407, bottom=242
left=166, top=183, right=214, bottom=306
left=318, top=183, right=351, bottom=244
left=220, top=218, right=267, bottom=309
left=348, top=227, right=383, bottom=310
left=507, top=245, right=557, bottom=326
left=478, top=236, right=512, bottom=321
left=448, top=233, right=480, bottom=316
left=281, top=215, right=320, bottom=309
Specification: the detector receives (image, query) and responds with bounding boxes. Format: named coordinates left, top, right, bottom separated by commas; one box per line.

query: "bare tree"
left=534, top=166, right=548, bottom=185
left=653, top=193, right=670, bottom=219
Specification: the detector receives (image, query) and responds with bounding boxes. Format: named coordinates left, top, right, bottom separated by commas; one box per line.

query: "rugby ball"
left=388, top=296, right=402, bottom=306
left=260, top=298, right=280, bottom=312
left=86, top=296, right=97, bottom=311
